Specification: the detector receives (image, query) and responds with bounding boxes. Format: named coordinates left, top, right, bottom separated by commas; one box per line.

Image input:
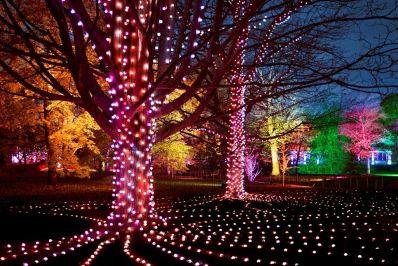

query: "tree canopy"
left=299, top=111, right=349, bottom=175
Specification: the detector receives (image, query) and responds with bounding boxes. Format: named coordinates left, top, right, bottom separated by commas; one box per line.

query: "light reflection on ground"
left=0, top=190, right=397, bottom=265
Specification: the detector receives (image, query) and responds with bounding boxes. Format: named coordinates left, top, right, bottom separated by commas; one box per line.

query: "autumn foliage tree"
left=0, top=92, right=44, bottom=165
left=339, top=106, right=384, bottom=175
left=46, top=101, right=102, bottom=178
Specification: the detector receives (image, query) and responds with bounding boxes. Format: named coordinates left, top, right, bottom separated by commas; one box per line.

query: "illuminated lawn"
left=0, top=176, right=397, bottom=265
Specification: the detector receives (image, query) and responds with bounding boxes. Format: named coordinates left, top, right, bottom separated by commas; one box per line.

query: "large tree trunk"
left=270, top=140, right=280, bottom=176
left=108, top=106, right=156, bottom=233
left=267, top=116, right=280, bottom=176
left=224, top=1, right=248, bottom=198
left=225, top=86, right=246, bottom=198
left=101, top=0, right=158, bottom=232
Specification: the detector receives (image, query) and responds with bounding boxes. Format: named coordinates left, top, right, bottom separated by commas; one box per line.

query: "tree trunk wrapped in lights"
left=224, top=0, right=311, bottom=198
left=225, top=84, right=247, bottom=198
left=95, top=1, right=158, bottom=231
left=109, top=106, right=157, bottom=232
left=224, top=0, right=249, bottom=198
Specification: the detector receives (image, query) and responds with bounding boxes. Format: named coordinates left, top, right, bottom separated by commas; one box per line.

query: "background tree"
left=152, top=134, right=195, bottom=177
left=380, top=94, right=398, bottom=159
left=380, top=94, right=398, bottom=128
left=249, top=97, right=304, bottom=176
left=339, top=106, right=384, bottom=175
left=46, top=101, right=102, bottom=178
left=0, top=91, right=45, bottom=166
left=299, top=111, right=350, bottom=175
left=279, top=142, right=291, bottom=186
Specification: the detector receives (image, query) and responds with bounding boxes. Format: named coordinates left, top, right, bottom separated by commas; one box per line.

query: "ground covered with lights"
left=0, top=188, right=397, bottom=266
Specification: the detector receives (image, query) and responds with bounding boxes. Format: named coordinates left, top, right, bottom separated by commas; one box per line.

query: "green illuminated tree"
left=299, top=112, right=349, bottom=174
left=380, top=94, right=398, bottom=128
left=380, top=94, right=398, bottom=159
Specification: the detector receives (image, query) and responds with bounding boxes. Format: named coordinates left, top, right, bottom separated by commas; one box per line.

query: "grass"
left=1, top=167, right=398, bottom=265
left=2, top=164, right=398, bottom=204
left=0, top=168, right=226, bottom=202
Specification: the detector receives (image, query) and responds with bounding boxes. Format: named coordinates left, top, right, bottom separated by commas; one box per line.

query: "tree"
left=0, top=91, right=45, bottom=165
left=339, top=106, right=384, bottom=175
left=0, top=91, right=106, bottom=181
left=380, top=94, right=398, bottom=129
left=299, top=111, right=350, bottom=175
left=279, top=142, right=291, bottom=186
left=380, top=94, right=398, bottom=158
left=152, top=133, right=195, bottom=177
left=250, top=97, right=304, bottom=176
left=46, top=101, right=102, bottom=178
left=244, top=150, right=261, bottom=182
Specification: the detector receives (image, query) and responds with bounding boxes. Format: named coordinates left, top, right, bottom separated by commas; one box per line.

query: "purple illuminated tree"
left=339, top=106, right=384, bottom=174
left=244, top=151, right=261, bottom=182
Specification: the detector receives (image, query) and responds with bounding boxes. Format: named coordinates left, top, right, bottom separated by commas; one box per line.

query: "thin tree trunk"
left=367, top=158, right=371, bottom=175
left=97, top=160, right=103, bottom=179
left=295, top=142, right=302, bottom=176
left=267, top=116, right=280, bottom=176
left=366, top=158, right=370, bottom=189
left=43, top=100, right=57, bottom=185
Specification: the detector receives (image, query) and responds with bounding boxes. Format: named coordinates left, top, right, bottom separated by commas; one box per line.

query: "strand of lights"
left=146, top=191, right=398, bottom=266
left=123, top=234, right=152, bottom=265
left=1, top=192, right=396, bottom=264
left=247, top=0, right=309, bottom=81
left=81, top=238, right=116, bottom=266
left=0, top=201, right=110, bottom=265
left=187, top=127, right=228, bottom=139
